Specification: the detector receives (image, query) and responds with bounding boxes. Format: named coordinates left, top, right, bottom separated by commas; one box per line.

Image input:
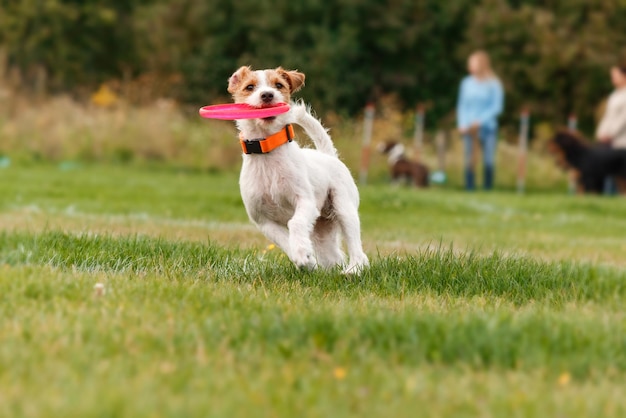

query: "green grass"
left=0, top=164, right=625, bottom=417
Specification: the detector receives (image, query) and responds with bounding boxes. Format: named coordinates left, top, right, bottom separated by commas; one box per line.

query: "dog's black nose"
left=261, top=91, right=274, bottom=103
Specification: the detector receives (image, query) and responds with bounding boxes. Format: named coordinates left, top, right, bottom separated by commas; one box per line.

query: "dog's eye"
left=245, top=84, right=255, bottom=91
left=275, top=82, right=284, bottom=89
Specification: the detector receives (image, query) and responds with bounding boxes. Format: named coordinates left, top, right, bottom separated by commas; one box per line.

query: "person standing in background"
left=596, top=61, right=626, bottom=148
left=596, top=60, right=626, bottom=195
left=456, top=50, right=504, bottom=191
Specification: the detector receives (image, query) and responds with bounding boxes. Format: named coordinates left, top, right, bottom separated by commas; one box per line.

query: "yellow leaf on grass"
left=333, top=367, right=347, bottom=380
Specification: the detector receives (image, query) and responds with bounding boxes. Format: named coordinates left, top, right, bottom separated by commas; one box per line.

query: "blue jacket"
left=456, top=76, right=504, bottom=131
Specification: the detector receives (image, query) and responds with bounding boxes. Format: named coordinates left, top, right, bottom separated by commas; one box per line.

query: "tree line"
left=2, top=0, right=625, bottom=132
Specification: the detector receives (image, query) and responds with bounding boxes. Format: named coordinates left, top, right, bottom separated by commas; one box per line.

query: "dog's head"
left=227, top=66, right=305, bottom=133
left=377, top=140, right=407, bottom=166
left=547, top=129, right=589, bottom=170
left=377, top=141, right=401, bottom=155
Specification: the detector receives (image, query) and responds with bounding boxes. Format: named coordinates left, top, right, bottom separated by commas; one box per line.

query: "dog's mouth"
left=249, top=104, right=277, bottom=122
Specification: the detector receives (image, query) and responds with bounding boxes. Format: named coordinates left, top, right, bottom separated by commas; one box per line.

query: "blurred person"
left=596, top=61, right=626, bottom=147
left=456, top=50, right=504, bottom=190
left=596, top=60, right=626, bottom=194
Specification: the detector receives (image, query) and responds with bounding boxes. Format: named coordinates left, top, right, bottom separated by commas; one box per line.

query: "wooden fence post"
left=567, top=114, right=578, bottom=131
left=429, top=130, right=448, bottom=185
left=412, top=104, right=425, bottom=161
left=567, top=114, right=578, bottom=194
left=517, top=109, right=530, bottom=194
left=359, top=103, right=375, bottom=185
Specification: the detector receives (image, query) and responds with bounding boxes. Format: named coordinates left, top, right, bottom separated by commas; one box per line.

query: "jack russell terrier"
left=227, top=66, right=369, bottom=273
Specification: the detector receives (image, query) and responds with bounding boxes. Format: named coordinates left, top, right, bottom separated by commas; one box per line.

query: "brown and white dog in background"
left=378, top=141, right=429, bottom=188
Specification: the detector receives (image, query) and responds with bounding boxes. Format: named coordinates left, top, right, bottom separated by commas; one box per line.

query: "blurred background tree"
left=0, top=0, right=149, bottom=94
left=1, top=0, right=625, bottom=132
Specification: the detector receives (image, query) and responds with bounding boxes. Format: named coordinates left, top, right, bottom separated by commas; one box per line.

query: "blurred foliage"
left=129, top=0, right=473, bottom=124
left=0, top=0, right=150, bottom=89
left=462, top=0, right=626, bottom=130
left=1, top=0, right=625, bottom=132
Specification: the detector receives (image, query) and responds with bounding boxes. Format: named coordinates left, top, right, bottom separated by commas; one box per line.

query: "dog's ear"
left=228, top=66, right=252, bottom=94
left=276, top=67, right=305, bottom=93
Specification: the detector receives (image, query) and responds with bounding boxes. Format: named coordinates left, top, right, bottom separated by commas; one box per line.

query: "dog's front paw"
left=292, top=249, right=317, bottom=271
left=342, top=255, right=369, bottom=275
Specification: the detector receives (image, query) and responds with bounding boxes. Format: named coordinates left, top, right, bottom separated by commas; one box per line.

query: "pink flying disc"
left=198, top=102, right=290, bottom=120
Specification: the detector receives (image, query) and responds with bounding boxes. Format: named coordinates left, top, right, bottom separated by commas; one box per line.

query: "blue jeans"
left=463, top=126, right=497, bottom=190
left=604, top=177, right=617, bottom=195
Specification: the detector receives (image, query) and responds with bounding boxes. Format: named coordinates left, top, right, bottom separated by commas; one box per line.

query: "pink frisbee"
left=198, top=102, right=290, bottom=120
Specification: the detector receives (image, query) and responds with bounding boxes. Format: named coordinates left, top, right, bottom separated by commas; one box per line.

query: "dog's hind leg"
left=333, top=201, right=369, bottom=274
left=312, top=218, right=345, bottom=269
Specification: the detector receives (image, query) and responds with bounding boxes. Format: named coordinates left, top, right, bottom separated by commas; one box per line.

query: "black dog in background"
left=548, top=130, right=626, bottom=194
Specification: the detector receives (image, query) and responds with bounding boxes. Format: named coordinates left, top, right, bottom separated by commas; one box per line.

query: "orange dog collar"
left=240, top=124, right=295, bottom=154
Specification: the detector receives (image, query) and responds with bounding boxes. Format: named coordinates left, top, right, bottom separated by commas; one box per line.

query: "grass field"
left=1, top=163, right=625, bottom=417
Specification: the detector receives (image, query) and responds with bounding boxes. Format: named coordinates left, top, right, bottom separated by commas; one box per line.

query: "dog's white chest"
left=239, top=155, right=298, bottom=225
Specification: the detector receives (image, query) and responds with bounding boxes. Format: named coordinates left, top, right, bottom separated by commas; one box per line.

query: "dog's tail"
left=291, top=101, right=338, bottom=157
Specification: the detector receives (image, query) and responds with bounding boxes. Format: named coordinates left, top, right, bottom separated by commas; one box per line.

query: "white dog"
left=227, top=66, right=369, bottom=273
